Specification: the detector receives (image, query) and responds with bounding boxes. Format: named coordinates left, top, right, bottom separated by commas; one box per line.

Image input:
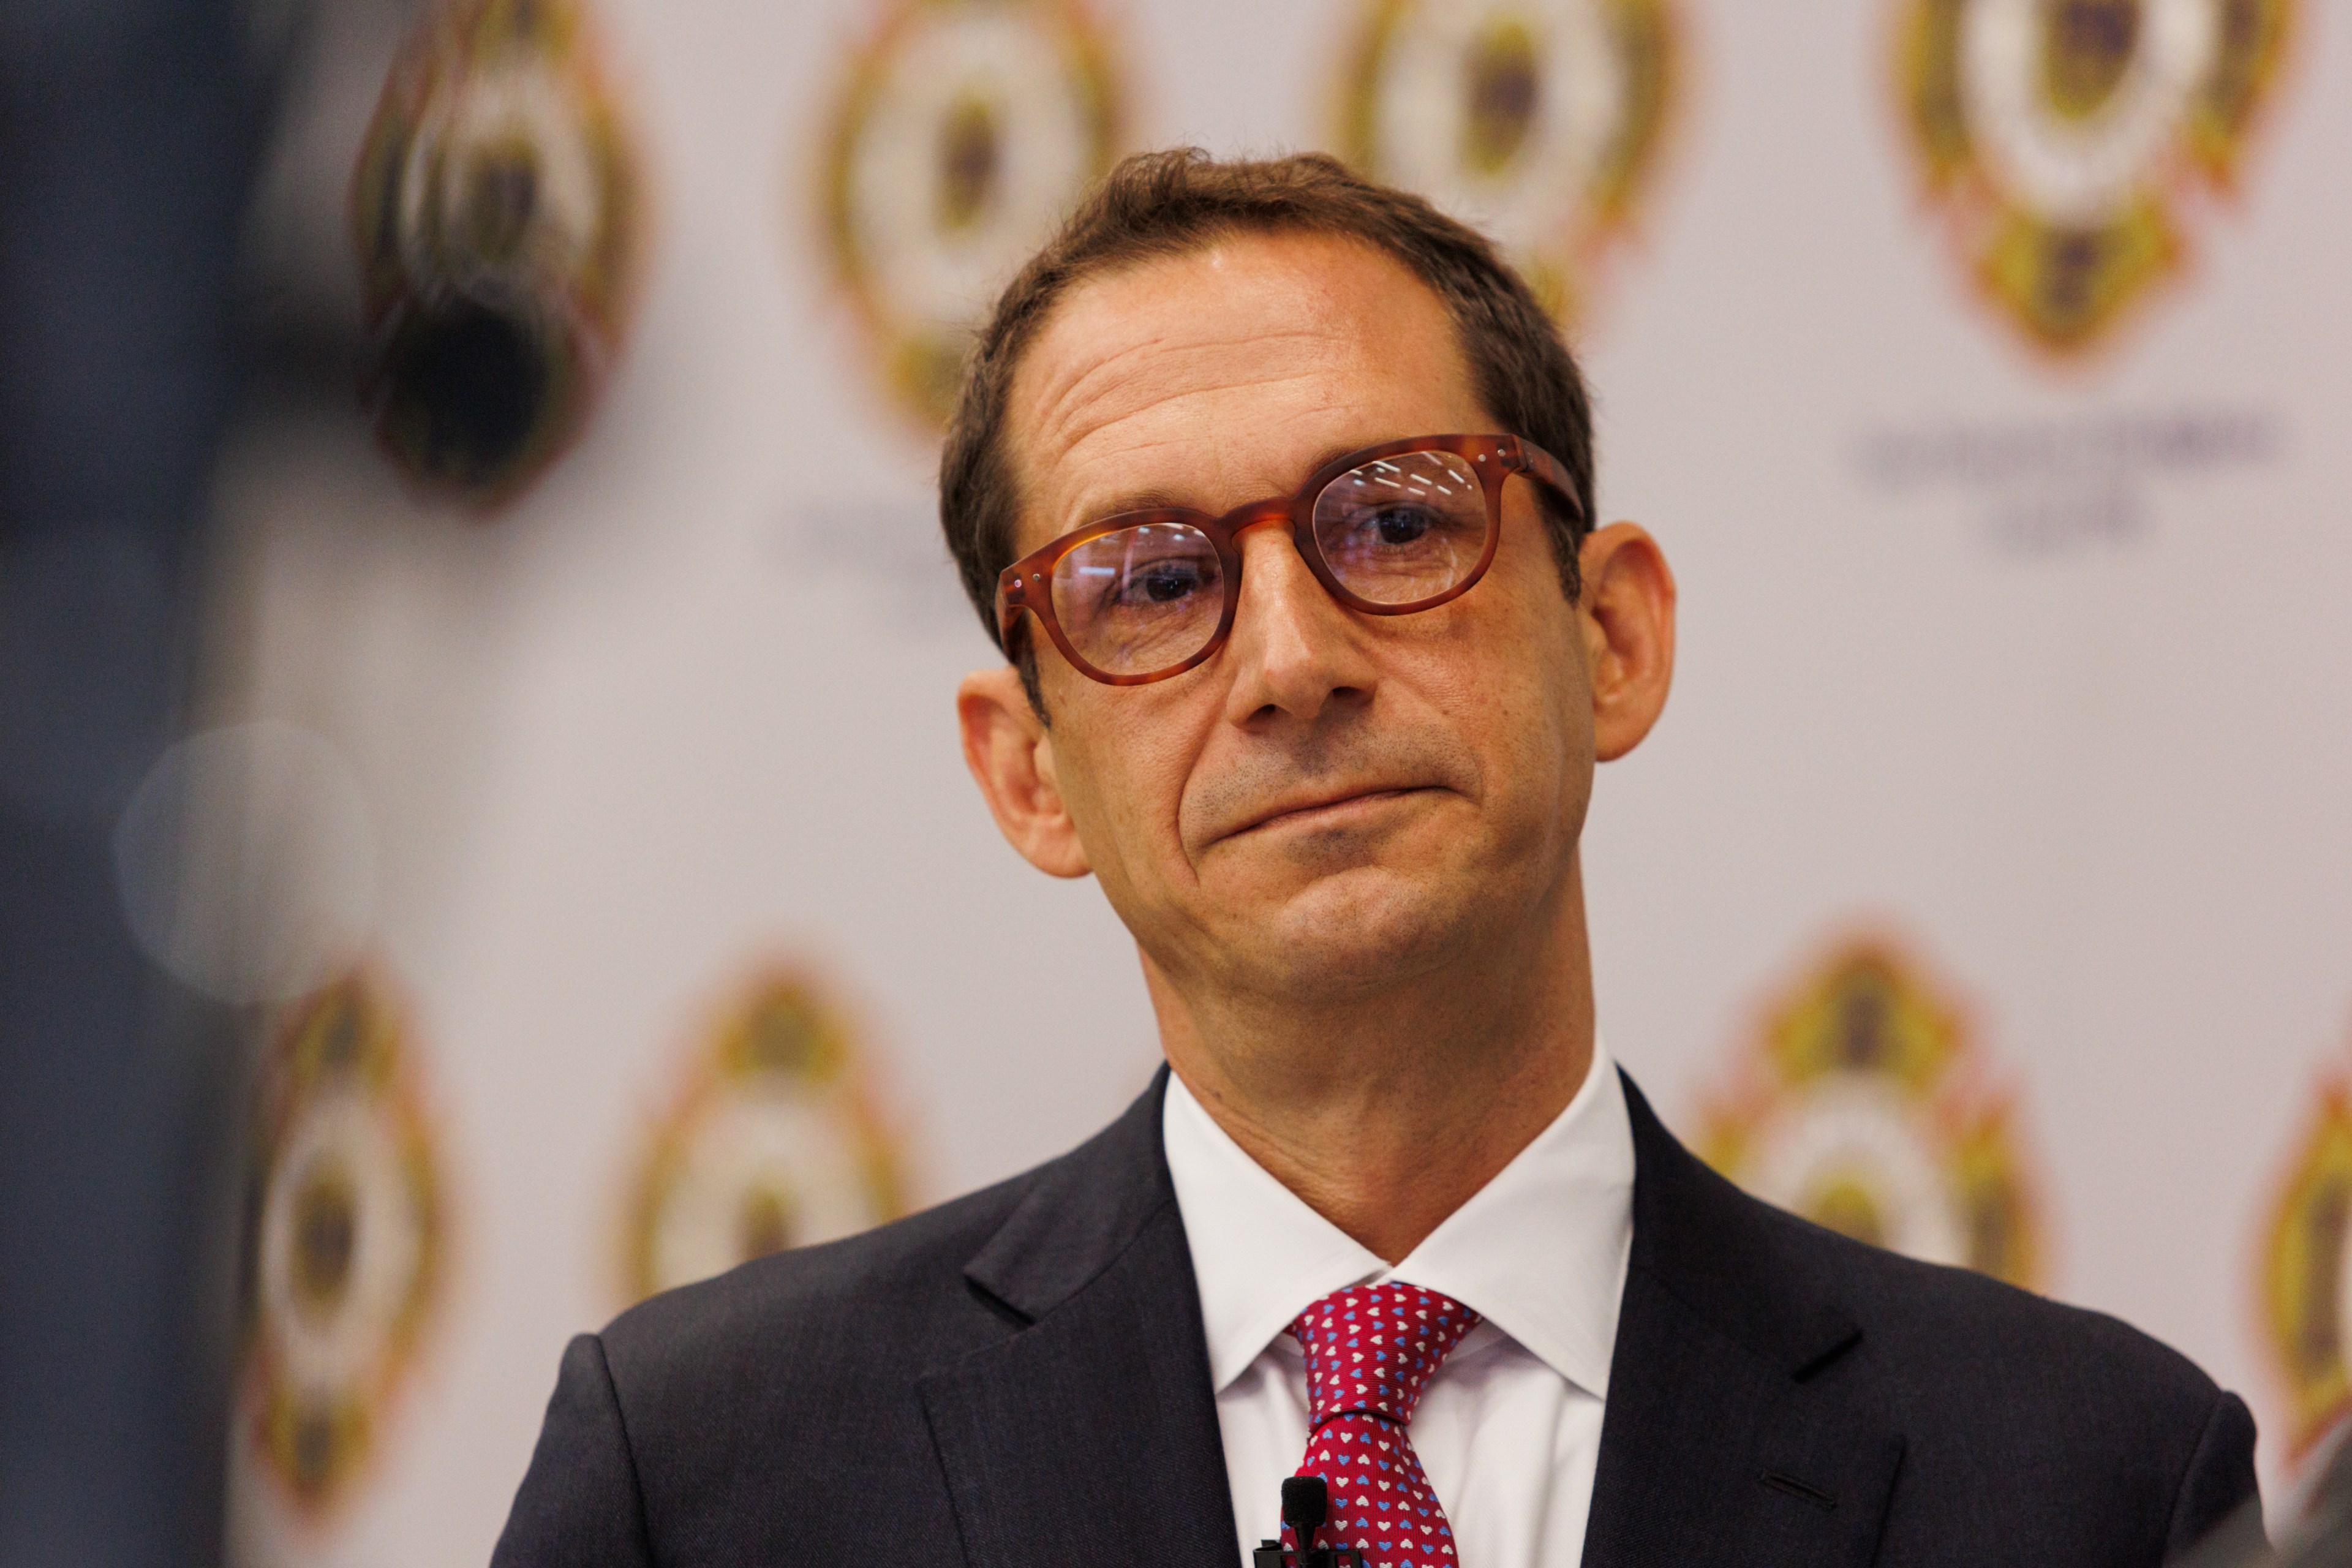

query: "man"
left=494, top=150, right=2258, bottom=1567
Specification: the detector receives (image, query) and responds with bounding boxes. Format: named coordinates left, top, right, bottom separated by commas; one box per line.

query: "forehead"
left=1002, top=230, right=1482, bottom=552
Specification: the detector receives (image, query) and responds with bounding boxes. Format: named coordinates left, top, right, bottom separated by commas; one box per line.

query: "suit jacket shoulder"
left=598, top=1161, right=1034, bottom=1417
left=1591, top=1073, right=2258, bottom=1568
left=492, top=1076, right=1233, bottom=1568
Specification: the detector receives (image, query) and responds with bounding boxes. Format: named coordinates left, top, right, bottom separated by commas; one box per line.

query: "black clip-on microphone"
left=1253, top=1476, right=1365, bottom=1568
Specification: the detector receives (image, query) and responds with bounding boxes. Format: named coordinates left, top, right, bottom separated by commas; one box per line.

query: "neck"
left=1148, top=866, right=1596, bottom=1265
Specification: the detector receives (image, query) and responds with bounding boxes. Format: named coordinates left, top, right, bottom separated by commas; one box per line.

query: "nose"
left=1219, top=519, right=1378, bottom=728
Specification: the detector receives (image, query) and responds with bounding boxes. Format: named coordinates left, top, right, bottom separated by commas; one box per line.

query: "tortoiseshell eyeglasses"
left=995, top=432, right=1581, bottom=687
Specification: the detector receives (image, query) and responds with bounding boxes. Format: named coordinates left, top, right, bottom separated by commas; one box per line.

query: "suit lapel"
left=1580, top=1075, right=1903, bottom=1568
left=921, top=1071, right=1236, bottom=1568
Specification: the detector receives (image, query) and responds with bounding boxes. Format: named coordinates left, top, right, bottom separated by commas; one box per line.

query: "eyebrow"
left=1073, top=440, right=1376, bottom=529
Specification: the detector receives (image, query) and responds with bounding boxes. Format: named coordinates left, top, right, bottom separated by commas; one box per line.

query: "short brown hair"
left=940, top=148, right=1596, bottom=685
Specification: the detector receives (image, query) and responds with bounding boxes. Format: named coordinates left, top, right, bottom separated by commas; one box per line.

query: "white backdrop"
left=198, top=1, right=2352, bottom=1562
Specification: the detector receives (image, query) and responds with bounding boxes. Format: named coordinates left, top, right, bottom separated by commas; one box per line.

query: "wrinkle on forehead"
left=1051, top=375, right=1343, bottom=500
left=1020, top=327, right=1352, bottom=490
left=1063, top=390, right=1349, bottom=470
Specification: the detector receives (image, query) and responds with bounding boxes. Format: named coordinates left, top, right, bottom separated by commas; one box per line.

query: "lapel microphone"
left=1283, top=1477, right=1327, bottom=1553
left=1254, top=1476, right=1363, bottom=1568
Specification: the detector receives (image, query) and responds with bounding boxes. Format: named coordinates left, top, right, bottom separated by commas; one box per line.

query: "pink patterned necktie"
left=1284, top=1281, right=1479, bottom=1567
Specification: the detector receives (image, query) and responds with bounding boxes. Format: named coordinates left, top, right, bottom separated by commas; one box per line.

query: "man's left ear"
left=1575, top=522, right=1677, bottom=761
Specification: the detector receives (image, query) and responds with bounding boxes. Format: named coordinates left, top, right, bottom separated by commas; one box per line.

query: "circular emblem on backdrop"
left=1898, top=0, right=2293, bottom=354
left=1700, top=938, right=2045, bottom=1287
left=624, top=970, right=907, bottom=1302
left=2262, top=1056, right=2352, bottom=1457
left=352, top=0, right=644, bottom=508
left=242, top=971, right=445, bottom=1513
left=1337, top=0, right=1675, bottom=323
left=823, top=0, right=1121, bottom=427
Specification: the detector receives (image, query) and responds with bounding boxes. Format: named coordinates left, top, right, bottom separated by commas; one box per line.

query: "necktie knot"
left=1287, top=1281, right=1479, bottom=1433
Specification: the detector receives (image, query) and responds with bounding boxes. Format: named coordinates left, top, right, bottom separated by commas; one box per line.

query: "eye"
left=1372, top=506, right=1436, bottom=546
left=1123, top=559, right=1210, bottom=605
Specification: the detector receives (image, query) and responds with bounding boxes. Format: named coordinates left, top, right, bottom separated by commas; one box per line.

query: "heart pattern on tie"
left=1283, top=1282, right=1478, bottom=1568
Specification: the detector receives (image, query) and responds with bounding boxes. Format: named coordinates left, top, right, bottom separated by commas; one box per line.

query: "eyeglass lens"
left=1046, top=448, right=1493, bottom=679
left=1050, top=521, right=1226, bottom=678
left=1310, top=449, right=1487, bottom=606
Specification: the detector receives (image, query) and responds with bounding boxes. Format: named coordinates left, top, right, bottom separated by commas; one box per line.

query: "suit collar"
left=960, top=1068, right=1179, bottom=1324
left=1578, top=1072, right=1900, bottom=1568
left=1619, top=1070, right=1863, bottom=1378
left=956, top=1063, right=1865, bottom=1368
left=925, top=1068, right=1237, bottom=1568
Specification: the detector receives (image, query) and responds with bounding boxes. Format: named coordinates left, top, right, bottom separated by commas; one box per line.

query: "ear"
left=1575, top=522, right=1677, bottom=762
left=957, top=665, right=1092, bottom=878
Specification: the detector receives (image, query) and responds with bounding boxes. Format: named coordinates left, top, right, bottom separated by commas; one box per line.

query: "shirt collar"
left=1162, top=1036, right=1634, bottom=1401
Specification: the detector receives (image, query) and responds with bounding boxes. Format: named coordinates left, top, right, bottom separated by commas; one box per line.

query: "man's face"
left=995, top=232, right=1598, bottom=1004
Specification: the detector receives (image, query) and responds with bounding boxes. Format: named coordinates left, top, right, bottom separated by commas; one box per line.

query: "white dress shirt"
left=1161, top=1038, right=1635, bottom=1568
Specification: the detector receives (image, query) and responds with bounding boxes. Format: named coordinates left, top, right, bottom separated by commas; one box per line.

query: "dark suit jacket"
left=493, top=1071, right=2258, bottom=1566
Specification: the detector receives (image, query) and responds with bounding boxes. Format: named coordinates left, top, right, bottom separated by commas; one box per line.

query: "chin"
left=1250, top=867, right=1487, bottom=997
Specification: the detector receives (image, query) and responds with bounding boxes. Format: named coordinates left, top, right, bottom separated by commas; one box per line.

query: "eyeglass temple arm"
left=995, top=571, right=1033, bottom=651
left=1507, top=437, right=1585, bottom=522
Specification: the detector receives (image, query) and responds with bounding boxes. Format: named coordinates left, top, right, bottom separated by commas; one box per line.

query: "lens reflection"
left=1311, top=450, right=1488, bottom=605
left=1050, top=522, right=1225, bottom=676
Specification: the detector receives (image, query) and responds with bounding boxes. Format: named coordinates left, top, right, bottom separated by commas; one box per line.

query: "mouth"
left=1224, top=784, right=1443, bottom=841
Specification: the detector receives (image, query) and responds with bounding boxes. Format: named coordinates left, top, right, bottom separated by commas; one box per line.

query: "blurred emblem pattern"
left=1899, top=0, right=2292, bottom=353
left=824, top=0, right=1121, bottom=426
left=1700, top=938, right=2044, bottom=1287
left=242, top=972, right=445, bottom=1512
left=624, top=970, right=907, bottom=1301
left=2263, top=1054, right=2352, bottom=1456
left=353, top=0, right=644, bottom=507
left=1336, top=0, right=1675, bottom=323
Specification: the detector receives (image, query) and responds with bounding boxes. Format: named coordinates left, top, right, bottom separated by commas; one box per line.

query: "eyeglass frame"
left=994, top=432, right=1583, bottom=688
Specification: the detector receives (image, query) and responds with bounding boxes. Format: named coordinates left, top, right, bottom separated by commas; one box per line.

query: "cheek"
left=1461, top=554, right=1593, bottom=797
left=1052, top=688, right=1218, bottom=884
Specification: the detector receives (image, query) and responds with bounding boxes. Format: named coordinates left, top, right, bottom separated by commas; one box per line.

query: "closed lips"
left=1226, top=784, right=1439, bottom=838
